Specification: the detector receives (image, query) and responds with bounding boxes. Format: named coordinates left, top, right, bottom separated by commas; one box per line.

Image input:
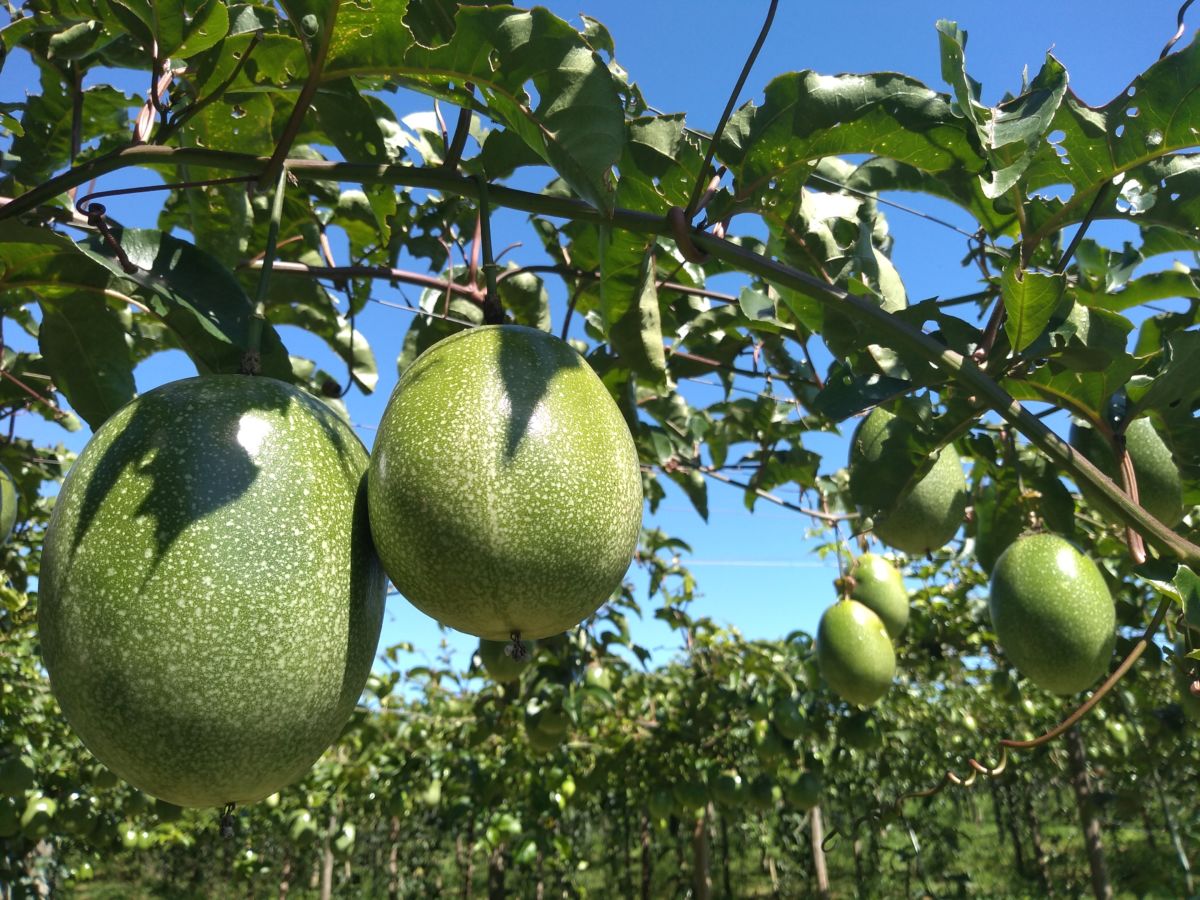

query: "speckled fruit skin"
left=0, top=464, right=17, bottom=544
left=816, top=599, right=896, bottom=707
left=38, top=376, right=387, bottom=807
left=367, top=325, right=643, bottom=641
left=1069, top=418, right=1184, bottom=526
left=849, top=408, right=967, bottom=555
left=478, top=638, right=536, bottom=682
left=988, top=533, right=1115, bottom=696
left=849, top=553, right=909, bottom=639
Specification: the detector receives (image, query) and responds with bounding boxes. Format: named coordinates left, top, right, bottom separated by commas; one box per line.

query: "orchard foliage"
left=2, top=0, right=1200, bottom=895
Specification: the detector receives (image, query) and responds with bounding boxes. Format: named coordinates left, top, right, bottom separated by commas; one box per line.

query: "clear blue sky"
left=1, top=2, right=1186, bottom=669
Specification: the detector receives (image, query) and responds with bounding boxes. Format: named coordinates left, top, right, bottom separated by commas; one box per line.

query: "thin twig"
left=1054, top=181, right=1115, bottom=275
left=1160, top=0, right=1196, bottom=57
left=473, top=176, right=504, bottom=325
left=684, top=0, right=779, bottom=218
left=159, top=32, right=263, bottom=143
left=0, top=371, right=69, bottom=420
left=689, top=464, right=857, bottom=520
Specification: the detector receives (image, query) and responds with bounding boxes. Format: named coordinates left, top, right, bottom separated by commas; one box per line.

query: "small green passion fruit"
left=1069, top=417, right=1184, bottom=526
left=848, top=553, right=909, bottom=639
left=849, top=407, right=968, bottom=556
left=816, top=599, right=896, bottom=707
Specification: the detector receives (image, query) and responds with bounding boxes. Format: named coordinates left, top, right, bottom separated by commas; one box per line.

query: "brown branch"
left=0, top=370, right=70, bottom=420
left=1117, top=441, right=1148, bottom=565
left=242, top=260, right=485, bottom=303
left=5, top=145, right=1200, bottom=566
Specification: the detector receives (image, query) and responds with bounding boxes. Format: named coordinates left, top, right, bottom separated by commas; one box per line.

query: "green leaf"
left=1128, top=331, right=1200, bottom=420
left=80, top=227, right=292, bottom=379
left=1001, top=262, right=1066, bottom=352
left=497, top=269, right=551, bottom=332
left=937, top=21, right=1068, bottom=199
left=267, top=294, right=378, bottom=393
left=403, top=0, right=459, bottom=48
left=738, top=287, right=780, bottom=329
left=36, top=295, right=136, bottom=429
left=1080, top=269, right=1200, bottom=313
left=843, top=157, right=1016, bottom=237
left=810, top=367, right=910, bottom=422
left=600, top=237, right=666, bottom=382
left=1022, top=33, right=1200, bottom=231
left=664, top=467, right=708, bottom=521
left=1004, top=362, right=1140, bottom=424
left=717, top=69, right=983, bottom=218
left=173, top=0, right=230, bottom=59
left=325, top=5, right=624, bottom=212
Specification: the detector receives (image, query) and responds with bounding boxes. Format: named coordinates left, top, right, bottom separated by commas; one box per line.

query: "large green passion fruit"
left=38, top=376, right=387, bottom=807
left=367, top=325, right=643, bottom=641
left=849, top=407, right=967, bottom=555
left=988, top=533, right=1115, bottom=696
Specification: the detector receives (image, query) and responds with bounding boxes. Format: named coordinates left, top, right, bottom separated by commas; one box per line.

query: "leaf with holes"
left=937, top=21, right=1068, bottom=199
left=1022, top=33, right=1200, bottom=234
left=1001, top=262, right=1066, bottom=353
left=716, top=69, right=984, bottom=221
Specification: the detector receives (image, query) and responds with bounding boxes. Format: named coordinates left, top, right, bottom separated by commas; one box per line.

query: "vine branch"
left=2, top=145, right=1197, bottom=566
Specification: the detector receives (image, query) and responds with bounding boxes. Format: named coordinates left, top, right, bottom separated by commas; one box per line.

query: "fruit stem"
left=474, top=176, right=505, bottom=326
left=219, top=802, right=236, bottom=838
left=245, top=166, right=288, bottom=373
left=508, top=631, right=527, bottom=661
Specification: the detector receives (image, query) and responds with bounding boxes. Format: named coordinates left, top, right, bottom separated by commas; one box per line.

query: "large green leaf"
left=937, top=21, right=1068, bottom=199
left=1128, top=331, right=1200, bottom=421
left=1004, top=361, right=1141, bottom=424
left=1078, top=269, right=1200, bottom=313
left=716, top=69, right=984, bottom=219
left=79, top=227, right=293, bottom=379
left=1027, top=34, right=1200, bottom=193
left=36, top=294, right=136, bottom=429
left=600, top=236, right=666, bottom=382
left=324, top=4, right=623, bottom=212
